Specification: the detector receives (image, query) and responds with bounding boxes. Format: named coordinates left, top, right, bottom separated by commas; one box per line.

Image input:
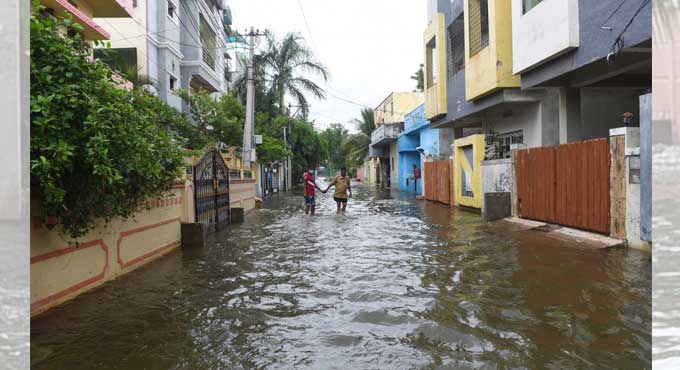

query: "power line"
left=610, top=0, right=651, bottom=54
left=600, top=0, right=629, bottom=30
left=296, top=0, right=321, bottom=60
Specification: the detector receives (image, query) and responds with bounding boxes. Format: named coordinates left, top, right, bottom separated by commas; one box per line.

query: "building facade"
left=96, top=0, right=235, bottom=112
left=425, top=0, right=564, bottom=159
left=421, top=0, right=652, bottom=247
left=424, top=0, right=651, bottom=154
left=397, top=104, right=453, bottom=195
left=369, top=92, right=424, bottom=188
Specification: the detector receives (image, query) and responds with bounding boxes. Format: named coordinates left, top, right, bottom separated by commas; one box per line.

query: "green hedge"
left=30, top=6, right=188, bottom=238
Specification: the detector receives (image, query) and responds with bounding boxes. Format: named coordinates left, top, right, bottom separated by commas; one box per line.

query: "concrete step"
left=498, top=217, right=626, bottom=249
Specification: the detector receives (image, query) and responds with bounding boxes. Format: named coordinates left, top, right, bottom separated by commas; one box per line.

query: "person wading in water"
left=324, top=167, right=352, bottom=213
left=303, top=164, right=325, bottom=216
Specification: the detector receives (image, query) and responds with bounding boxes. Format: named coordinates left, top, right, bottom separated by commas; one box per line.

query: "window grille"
left=447, top=14, right=465, bottom=78
left=469, top=0, right=489, bottom=56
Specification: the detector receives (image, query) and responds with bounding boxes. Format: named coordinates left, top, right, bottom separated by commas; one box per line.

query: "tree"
left=30, top=8, right=186, bottom=237
left=260, top=32, right=329, bottom=116
left=320, top=123, right=349, bottom=172
left=342, top=108, right=376, bottom=170
left=289, top=119, right=328, bottom=180
left=411, top=63, right=424, bottom=92
left=232, top=32, right=330, bottom=173
left=176, top=89, right=245, bottom=148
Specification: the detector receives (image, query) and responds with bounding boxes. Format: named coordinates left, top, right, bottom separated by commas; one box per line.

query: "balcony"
left=371, top=123, right=402, bottom=147
left=41, top=0, right=109, bottom=40
left=423, top=12, right=447, bottom=119
left=464, top=0, right=520, bottom=100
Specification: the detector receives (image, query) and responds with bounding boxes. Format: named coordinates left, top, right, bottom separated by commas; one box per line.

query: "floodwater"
left=0, top=222, right=29, bottom=370
left=652, top=144, right=680, bottom=369
left=31, top=181, right=651, bottom=370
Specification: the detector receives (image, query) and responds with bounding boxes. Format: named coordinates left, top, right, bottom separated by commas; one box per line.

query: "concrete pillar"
left=181, top=223, right=206, bottom=248
left=558, top=88, right=582, bottom=143
left=639, top=93, right=651, bottom=242
left=541, top=88, right=561, bottom=147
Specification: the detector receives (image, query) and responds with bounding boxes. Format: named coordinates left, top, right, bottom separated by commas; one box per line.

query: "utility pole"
left=242, top=27, right=266, bottom=169
left=286, top=103, right=308, bottom=189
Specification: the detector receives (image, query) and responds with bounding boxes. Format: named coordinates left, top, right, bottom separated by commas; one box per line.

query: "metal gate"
left=517, top=138, right=610, bottom=234
left=193, top=148, right=230, bottom=232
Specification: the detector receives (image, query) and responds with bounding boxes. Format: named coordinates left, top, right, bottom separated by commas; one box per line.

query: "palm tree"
left=260, top=32, right=329, bottom=116
left=343, top=108, right=375, bottom=168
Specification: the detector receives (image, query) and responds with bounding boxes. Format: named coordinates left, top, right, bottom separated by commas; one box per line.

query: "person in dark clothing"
left=413, top=164, right=421, bottom=193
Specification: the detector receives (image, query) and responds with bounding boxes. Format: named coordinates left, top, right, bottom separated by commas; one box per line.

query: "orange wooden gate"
left=424, top=160, right=451, bottom=205
left=517, top=138, right=610, bottom=234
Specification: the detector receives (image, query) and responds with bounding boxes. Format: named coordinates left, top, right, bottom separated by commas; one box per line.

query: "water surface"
left=31, top=182, right=651, bottom=369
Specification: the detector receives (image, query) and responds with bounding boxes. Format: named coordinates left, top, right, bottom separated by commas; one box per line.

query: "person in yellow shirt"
left=324, top=167, right=352, bottom=213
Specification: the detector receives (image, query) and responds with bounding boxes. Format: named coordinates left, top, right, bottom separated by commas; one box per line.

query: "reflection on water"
left=31, top=181, right=650, bottom=369
left=653, top=144, right=680, bottom=370
left=0, top=223, right=29, bottom=370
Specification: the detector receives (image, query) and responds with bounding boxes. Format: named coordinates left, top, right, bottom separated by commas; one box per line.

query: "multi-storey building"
left=368, top=92, right=425, bottom=187
left=96, top=0, right=234, bottom=112
left=424, top=0, right=651, bottom=156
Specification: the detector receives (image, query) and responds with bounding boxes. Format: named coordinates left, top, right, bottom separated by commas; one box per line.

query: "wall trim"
left=116, top=217, right=181, bottom=269
left=30, top=239, right=109, bottom=314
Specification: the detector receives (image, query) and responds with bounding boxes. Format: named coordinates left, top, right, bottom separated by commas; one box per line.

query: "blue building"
left=397, top=104, right=452, bottom=195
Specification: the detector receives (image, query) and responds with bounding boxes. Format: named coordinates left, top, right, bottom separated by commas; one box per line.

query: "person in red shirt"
left=413, top=163, right=421, bottom=193
left=303, top=164, right=325, bottom=215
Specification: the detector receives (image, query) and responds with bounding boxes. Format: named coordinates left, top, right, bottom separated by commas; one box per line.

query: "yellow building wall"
left=454, top=134, right=485, bottom=208
left=424, top=12, right=448, bottom=119
left=30, top=183, right=192, bottom=317
left=97, top=0, right=149, bottom=75
left=31, top=153, right=258, bottom=317
left=375, top=92, right=424, bottom=125
left=464, top=0, right=520, bottom=101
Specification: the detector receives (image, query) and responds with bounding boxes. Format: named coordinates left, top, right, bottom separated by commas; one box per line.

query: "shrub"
left=30, top=7, right=186, bottom=238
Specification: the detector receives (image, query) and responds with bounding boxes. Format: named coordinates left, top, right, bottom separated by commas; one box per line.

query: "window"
left=447, top=14, right=465, bottom=77
left=426, top=38, right=437, bottom=87
left=469, top=0, right=489, bottom=56
left=167, top=1, right=176, bottom=19
left=169, top=76, right=177, bottom=90
left=199, top=15, right=218, bottom=70
left=523, top=0, right=543, bottom=14
left=93, top=48, right=138, bottom=72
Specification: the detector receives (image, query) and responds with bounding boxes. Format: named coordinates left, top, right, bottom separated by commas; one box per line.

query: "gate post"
left=609, top=132, right=627, bottom=239
left=212, top=149, right=219, bottom=227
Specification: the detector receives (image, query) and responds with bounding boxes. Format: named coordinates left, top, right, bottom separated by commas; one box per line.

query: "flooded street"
left=652, top=145, right=680, bottom=370
left=31, top=181, right=651, bottom=370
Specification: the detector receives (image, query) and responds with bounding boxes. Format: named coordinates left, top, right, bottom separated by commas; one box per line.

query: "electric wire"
left=610, top=0, right=651, bottom=54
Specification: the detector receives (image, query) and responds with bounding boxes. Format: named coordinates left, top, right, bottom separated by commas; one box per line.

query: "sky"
left=228, top=0, right=426, bottom=132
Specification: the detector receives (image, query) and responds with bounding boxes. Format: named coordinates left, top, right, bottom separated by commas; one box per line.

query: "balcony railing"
left=370, top=123, right=402, bottom=147
left=202, top=47, right=216, bottom=70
